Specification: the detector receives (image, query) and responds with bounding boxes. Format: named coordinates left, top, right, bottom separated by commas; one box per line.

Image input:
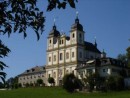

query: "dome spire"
left=75, top=11, right=79, bottom=23
left=94, top=36, right=97, bottom=47
left=53, top=18, right=56, bottom=30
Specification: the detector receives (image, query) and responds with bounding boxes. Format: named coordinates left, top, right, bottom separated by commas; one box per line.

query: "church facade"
left=45, top=16, right=101, bottom=86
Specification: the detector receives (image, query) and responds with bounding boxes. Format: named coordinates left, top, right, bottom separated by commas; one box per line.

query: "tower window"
left=60, top=53, right=63, bottom=60
left=66, top=52, right=69, bottom=59
left=62, top=40, right=64, bottom=44
left=49, top=57, right=51, bottom=62
left=72, top=33, right=75, bottom=38
left=72, top=52, right=75, bottom=58
left=49, top=39, right=51, bottom=44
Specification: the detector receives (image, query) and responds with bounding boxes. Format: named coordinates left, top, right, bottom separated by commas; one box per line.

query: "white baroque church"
left=45, top=15, right=101, bottom=86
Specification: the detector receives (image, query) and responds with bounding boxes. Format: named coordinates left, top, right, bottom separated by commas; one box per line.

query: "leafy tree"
left=63, top=73, right=82, bottom=93
left=48, top=77, right=55, bottom=86
left=126, top=47, right=130, bottom=67
left=106, top=76, right=117, bottom=90
left=0, top=82, right=4, bottom=88
left=0, top=0, right=77, bottom=82
left=117, top=54, right=127, bottom=63
left=37, top=79, right=43, bottom=86
left=0, top=41, right=10, bottom=83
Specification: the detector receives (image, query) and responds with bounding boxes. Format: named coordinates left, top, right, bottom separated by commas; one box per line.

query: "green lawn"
left=0, top=87, right=130, bottom=98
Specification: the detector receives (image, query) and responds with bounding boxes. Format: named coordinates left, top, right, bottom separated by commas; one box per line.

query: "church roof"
left=76, top=58, right=127, bottom=70
left=49, top=25, right=60, bottom=37
left=84, top=41, right=101, bottom=53
left=71, top=17, right=83, bottom=31
left=18, top=66, right=46, bottom=76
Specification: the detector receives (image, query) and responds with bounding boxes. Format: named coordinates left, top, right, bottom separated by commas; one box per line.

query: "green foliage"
left=0, top=82, right=4, bottom=88
left=106, top=75, right=125, bottom=91
left=48, top=77, right=55, bottom=86
left=37, top=79, right=43, bottom=86
left=0, top=41, right=10, bottom=83
left=0, top=0, right=45, bottom=40
left=47, top=0, right=78, bottom=11
left=25, top=83, right=29, bottom=88
left=117, top=54, right=127, bottom=63
left=30, top=83, right=34, bottom=87
left=126, top=47, right=130, bottom=67
left=63, top=73, right=82, bottom=93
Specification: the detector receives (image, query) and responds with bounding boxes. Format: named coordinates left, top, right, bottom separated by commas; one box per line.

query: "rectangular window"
left=60, top=53, right=63, bottom=60
left=103, top=69, right=105, bottom=72
left=66, top=52, right=69, bottom=59
left=72, top=33, right=75, bottom=38
left=49, top=57, right=51, bottom=62
left=49, top=39, right=51, bottom=44
left=72, top=52, right=74, bottom=58
left=62, top=40, right=64, bottom=44
left=54, top=55, right=56, bottom=61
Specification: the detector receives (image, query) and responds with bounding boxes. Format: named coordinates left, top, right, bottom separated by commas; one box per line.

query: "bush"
left=25, top=83, right=29, bottom=88
left=48, top=77, right=55, bottom=86
left=115, top=76, right=124, bottom=90
left=63, top=73, right=83, bottom=93
left=37, top=79, right=43, bottom=86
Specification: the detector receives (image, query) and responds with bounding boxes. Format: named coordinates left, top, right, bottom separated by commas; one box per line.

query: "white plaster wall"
left=66, top=39, right=70, bottom=46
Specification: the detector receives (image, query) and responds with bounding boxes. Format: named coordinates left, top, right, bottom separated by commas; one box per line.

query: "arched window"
left=49, top=39, right=51, bottom=44
left=72, top=52, right=74, bottom=58
left=72, top=33, right=75, bottom=38
left=60, top=53, right=63, bottom=60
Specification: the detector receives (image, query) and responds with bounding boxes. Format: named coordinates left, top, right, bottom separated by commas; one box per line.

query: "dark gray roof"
left=76, top=58, right=127, bottom=70
left=49, top=25, right=60, bottom=37
left=84, top=41, right=101, bottom=53
left=18, top=66, right=46, bottom=76
left=71, top=18, right=83, bottom=31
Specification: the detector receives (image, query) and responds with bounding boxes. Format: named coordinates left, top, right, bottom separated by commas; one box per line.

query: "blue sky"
left=0, top=0, right=130, bottom=80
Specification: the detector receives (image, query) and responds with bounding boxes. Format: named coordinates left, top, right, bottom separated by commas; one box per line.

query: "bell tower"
left=70, top=12, right=85, bottom=45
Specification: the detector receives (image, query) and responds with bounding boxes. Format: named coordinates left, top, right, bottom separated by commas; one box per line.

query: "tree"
left=0, top=0, right=77, bottom=82
left=0, top=41, right=10, bottom=83
left=48, top=77, right=55, bottom=86
left=117, top=54, right=127, bottom=63
left=63, top=73, right=82, bottom=93
left=126, top=47, right=130, bottom=67
left=37, top=79, right=43, bottom=86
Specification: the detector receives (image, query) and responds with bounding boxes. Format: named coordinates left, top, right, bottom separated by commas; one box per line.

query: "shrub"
left=63, top=73, right=83, bottom=93
left=37, top=79, right=43, bottom=86
left=48, top=77, right=55, bottom=86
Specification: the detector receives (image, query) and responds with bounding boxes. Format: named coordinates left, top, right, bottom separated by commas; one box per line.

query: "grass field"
left=0, top=87, right=130, bottom=98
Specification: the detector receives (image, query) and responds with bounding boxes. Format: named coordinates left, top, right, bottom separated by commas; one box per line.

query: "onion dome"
left=71, top=12, right=83, bottom=31
left=49, top=24, right=60, bottom=37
